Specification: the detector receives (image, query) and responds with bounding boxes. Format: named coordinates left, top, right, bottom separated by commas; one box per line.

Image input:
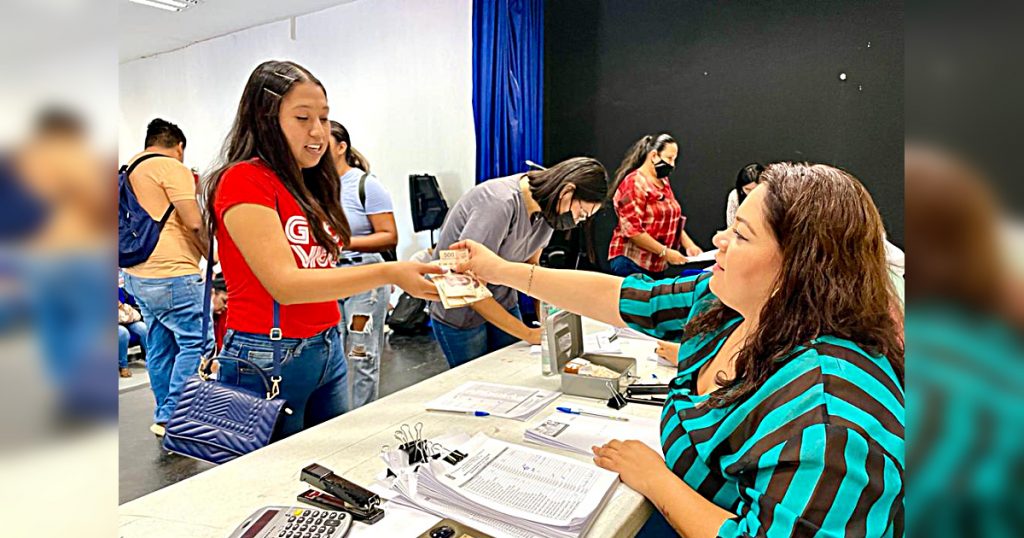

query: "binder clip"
left=605, top=381, right=628, bottom=410
left=298, top=463, right=386, bottom=524
left=382, top=422, right=452, bottom=478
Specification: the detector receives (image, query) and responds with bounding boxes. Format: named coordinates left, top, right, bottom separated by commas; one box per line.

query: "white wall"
left=119, top=0, right=475, bottom=260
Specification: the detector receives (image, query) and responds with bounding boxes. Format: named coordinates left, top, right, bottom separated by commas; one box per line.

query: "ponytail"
left=328, top=120, right=370, bottom=173
left=611, top=133, right=676, bottom=194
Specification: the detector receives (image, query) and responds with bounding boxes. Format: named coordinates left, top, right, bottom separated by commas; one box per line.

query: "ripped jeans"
left=338, top=253, right=390, bottom=409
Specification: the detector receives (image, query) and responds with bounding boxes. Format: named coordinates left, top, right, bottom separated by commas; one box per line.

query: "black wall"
left=544, top=0, right=904, bottom=267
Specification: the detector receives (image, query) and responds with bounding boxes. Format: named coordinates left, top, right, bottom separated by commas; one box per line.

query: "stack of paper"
left=524, top=408, right=663, bottom=457
left=426, top=382, right=560, bottom=421
left=385, top=433, right=618, bottom=538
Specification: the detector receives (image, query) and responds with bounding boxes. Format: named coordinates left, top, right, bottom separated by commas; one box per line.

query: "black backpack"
left=118, top=154, right=174, bottom=268
left=386, top=292, right=430, bottom=335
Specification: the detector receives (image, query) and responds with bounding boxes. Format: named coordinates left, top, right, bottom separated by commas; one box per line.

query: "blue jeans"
left=217, top=327, right=349, bottom=439
left=118, top=321, right=148, bottom=368
left=338, top=253, right=389, bottom=410
left=609, top=255, right=664, bottom=279
left=432, top=305, right=523, bottom=369
left=123, top=273, right=212, bottom=424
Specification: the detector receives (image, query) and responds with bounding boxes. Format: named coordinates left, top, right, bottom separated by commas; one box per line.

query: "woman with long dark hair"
left=204, top=61, right=440, bottom=438
left=608, top=133, right=703, bottom=278
left=452, top=162, right=904, bottom=537
left=726, top=162, right=764, bottom=227
left=328, top=120, right=397, bottom=410
left=430, top=157, right=608, bottom=368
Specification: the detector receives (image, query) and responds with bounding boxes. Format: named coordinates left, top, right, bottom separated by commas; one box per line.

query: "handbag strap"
left=201, top=234, right=283, bottom=399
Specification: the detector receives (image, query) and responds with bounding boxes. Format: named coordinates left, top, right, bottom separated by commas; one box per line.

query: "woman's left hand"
left=592, top=439, right=669, bottom=496
left=685, top=245, right=704, bottom=257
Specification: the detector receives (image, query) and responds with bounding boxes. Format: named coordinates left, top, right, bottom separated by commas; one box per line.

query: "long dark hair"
left=689, top=162, right=904, bottom=408
left=205, top=60, right=350, bottom=257
left=735, top=162, right=764, bottom=205
left=328, top=120, right=370, bottom=173
left=611, top=133, right=676, bottom=193
left=526, top=157, right=609, bottom=220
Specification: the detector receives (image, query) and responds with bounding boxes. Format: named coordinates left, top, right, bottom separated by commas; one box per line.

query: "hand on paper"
left=449, top=239, right=507, bottom=284
left=685, top=245, right=704, bottom=258
left=655, top=340, right=680, bottom=365
left=524, top=326, right=543, bottom=345
left=592, top=439, right=670, bottom=497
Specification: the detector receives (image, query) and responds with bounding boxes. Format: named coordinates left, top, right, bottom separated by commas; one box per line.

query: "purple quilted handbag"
left=162, top=242, right=288, bottom=465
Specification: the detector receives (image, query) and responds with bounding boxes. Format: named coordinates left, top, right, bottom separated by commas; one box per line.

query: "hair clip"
left=262, top=87, right=282, bottom=98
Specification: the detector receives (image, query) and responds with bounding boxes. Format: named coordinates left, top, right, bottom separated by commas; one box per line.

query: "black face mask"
left=545, top=210, right=577, bottom=231
left=654, top=159, right=674, bottom=179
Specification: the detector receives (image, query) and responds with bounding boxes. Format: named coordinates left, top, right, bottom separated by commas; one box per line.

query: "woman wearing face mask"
left=204, top=61, right=441, bottom=438
left=726, top=162, right=764, bottom=228
left=451, top=162, right=904, bottom=537
left=429, top=157, right=608, bottom=368
left=609, top=133, right=702, bottom=279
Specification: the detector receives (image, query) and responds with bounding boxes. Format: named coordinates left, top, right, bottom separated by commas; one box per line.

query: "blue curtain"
left=472, top=0, right=544, bottom=184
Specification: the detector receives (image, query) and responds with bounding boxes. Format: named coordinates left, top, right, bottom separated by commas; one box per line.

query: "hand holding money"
left=432, top=249, right=492, bottom=309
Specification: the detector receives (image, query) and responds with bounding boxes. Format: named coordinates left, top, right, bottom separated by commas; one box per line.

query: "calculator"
left=226, top=506, right=352, bottom=538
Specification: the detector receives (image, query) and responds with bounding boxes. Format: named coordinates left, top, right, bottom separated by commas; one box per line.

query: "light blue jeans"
left=338, top=253, right=389, bottom=409
left=123, top=273, right=213, bottom=424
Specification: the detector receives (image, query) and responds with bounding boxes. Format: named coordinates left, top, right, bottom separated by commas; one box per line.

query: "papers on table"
left=384, top=433, right=618, bottom=538
left=646, top=352, right=676, bottom=368
left=612, top=326, right=659, bottom=342
left=584, top=331, right=622, bottom=354
left=425, top=382, right=560, bottom=421
left=684, top=248, right=718, bottom=263
left=524, top=407, right=663, bottom=458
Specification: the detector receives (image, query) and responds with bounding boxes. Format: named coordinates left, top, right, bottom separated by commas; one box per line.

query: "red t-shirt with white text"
left=214, top=159, right=341, bottom=338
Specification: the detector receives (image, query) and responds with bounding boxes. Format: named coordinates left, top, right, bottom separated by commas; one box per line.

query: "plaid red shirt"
left=608, top=170, right=683, bottom=273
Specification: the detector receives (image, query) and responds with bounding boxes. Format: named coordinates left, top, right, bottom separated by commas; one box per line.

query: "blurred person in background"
left=904, top=144, right=1024, bottom=537
left=3, top=107, right=111, bottom=418
left=329, top=120, right=396, bottom=409
left=609, top=133, right=703, bottom=279
left=120, top=118, right=211, bottom=438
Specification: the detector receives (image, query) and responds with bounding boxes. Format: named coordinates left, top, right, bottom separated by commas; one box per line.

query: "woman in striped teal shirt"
left=452, top=162, right=904, bottom=537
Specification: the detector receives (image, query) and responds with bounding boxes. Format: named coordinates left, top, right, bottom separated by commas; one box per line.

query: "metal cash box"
left=543, top=310, right=636, bottom=399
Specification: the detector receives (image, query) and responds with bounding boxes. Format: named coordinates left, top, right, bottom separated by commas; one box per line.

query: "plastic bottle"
left=539, top=302, right=558, bottom=376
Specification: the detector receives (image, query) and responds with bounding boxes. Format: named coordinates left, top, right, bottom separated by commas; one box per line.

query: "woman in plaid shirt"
left=609, top=133, right=704, bottom=278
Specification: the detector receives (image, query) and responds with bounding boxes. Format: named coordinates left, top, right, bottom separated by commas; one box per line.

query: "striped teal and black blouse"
left=619, top=272, right=904, bottom=537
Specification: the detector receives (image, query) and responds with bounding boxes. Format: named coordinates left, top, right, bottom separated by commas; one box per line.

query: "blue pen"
left=556, top=406, right=629, bottom=422
left=426, top=408, right=490, bottom=417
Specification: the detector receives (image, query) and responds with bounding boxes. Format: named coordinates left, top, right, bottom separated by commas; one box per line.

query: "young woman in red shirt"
left=608, top=133, right=703, bottom=278
left=203, top=60, right=440, bottom=438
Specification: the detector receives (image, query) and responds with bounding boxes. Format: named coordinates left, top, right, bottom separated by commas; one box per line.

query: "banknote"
left=429, top=269, right=492, bottom=309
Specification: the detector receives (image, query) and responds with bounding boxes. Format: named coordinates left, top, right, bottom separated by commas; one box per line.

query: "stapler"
left=299, top=463, right=386, bottom=524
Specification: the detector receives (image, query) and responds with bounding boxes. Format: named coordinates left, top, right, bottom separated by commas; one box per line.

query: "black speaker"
left=409, top=174, right=449, bottom=232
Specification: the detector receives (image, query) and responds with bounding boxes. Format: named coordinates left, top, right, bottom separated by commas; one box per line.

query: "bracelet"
left=659, top=246, right=668, bottom=258
left=526, top=264, right=536, bottom=295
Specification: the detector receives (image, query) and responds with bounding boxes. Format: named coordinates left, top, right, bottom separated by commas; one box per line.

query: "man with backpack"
left=119, top=118, right=210, bottom=438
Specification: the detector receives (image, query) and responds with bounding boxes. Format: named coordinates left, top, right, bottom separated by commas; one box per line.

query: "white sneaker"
left=150, top=423, right=166, bottom=437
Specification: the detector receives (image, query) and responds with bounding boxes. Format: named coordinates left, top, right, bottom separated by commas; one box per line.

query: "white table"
left=118, top=321, right=671, bottom=537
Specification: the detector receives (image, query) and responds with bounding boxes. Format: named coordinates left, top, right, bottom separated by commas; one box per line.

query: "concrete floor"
left=118, top=331, right=447, bottom=504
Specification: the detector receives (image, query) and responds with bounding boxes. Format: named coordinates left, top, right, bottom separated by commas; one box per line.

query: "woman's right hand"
left=655, top=340, right=681, bottom=365
left=449, top=239, right=509, bottom=285
left=664, top=248, right=688, bottom=265
left=389, top=262, right=443, bottom=301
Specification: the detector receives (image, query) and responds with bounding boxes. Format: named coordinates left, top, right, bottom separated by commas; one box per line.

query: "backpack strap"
left=358, top=171, right=369, bottom=210
left=123, top=153, right=177, bottom=223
